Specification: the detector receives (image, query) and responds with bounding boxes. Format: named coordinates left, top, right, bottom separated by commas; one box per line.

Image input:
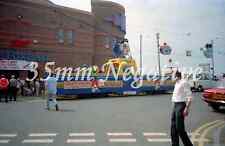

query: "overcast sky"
left=51, top=0, right=225, bottom=74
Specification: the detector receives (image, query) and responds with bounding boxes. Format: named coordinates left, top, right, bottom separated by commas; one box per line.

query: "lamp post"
left=211, top=40, right=215, bottom=79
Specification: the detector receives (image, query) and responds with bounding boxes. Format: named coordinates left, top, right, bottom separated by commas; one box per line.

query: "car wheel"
left=210, top=104, right=220, bottom=111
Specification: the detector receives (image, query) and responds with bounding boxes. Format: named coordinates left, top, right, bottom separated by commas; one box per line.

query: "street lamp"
left=202, top=38, right=220, bottom=79
left=210, top=40, right=215, bottom=79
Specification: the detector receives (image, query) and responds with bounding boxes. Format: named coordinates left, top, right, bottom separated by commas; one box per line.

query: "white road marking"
left=0, top=140, right=10, bottom=143
left=69, top=133, right=95, bottom=137
left=143, top=132, right=200, bottom=136
left=67, top=139, right=96, bottom=143
left=143, top=133, right=167, bottom=136
left=29, top=133, right=57, bottom=137
left=147, top=138, right=210, bottom=142
left=0, top=134, right=17, bottom=137
left=109, top=138, right=136, bottom=142
left=107, top=133, right=133, bottom=136
left=147, top=138, right=171, bottom=142
left=22, top=139, right=54, bottom=143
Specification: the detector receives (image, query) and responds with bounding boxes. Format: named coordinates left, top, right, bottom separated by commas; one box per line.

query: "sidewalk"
left=17, top=95, right=46, bottom=102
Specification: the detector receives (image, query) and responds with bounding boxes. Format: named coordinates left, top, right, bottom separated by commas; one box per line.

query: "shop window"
left=67, top=30, right=75, bottom=45
left=57, top=29, right=64, bottom=43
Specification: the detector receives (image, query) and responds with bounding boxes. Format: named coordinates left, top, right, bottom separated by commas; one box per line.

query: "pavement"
left=0, top=93, right=224, bottom=146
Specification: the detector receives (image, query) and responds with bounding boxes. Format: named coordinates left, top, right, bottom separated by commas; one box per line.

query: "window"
left=67, top=30, right=75, bottom=45
left=105, top=37, right=110, bottom=48
left=57, top=29, right=64, bottom=43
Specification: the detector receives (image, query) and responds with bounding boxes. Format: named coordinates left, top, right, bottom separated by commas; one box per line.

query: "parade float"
left=56, top=39, right=175, bottom=98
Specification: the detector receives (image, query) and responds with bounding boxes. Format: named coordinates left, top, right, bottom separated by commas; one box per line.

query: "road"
left=0, top=93, right=224, bottom=146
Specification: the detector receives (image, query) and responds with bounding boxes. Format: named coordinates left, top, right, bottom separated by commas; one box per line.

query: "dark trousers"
left=171, top=102, right=193, bottom=146
left=9, top=87, right=17, bottom=101
left=0, top=89, right=8, bottom=102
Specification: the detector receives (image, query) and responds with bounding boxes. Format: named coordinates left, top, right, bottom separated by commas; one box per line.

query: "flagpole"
left=140, top=34, right=143, bottom=75
left=156, top=33, right=161, bottom=77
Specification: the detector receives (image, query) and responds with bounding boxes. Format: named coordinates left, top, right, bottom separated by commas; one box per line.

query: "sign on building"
left=0, top=60, right=33, bottom=70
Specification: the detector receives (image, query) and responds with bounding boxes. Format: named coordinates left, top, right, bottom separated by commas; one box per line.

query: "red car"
left=202, top=81, right=225, bottom=111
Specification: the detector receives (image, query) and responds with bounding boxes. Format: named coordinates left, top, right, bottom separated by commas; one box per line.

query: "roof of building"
left=91, top=0, right=125, bottom=11
left=22, top=0, right=93, bottom=16
left=23, top=0, right=55, bottom=6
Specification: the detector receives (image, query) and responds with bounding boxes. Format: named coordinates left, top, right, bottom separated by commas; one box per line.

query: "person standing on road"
left=45, top=74, right=59, bottom=111
left=0, top=75, right=9, bottom=103
left=171, top=71, right=194, bottom=146
left=35, top=79, right=40, bottom=96
left=9, top=75, right=18, bottom=101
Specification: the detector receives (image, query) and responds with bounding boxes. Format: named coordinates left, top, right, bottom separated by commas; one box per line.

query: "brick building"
left=0, top=0, right=126, bottom=78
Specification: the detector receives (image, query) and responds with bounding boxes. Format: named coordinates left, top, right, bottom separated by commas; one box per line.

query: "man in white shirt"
left=171, top=71, right=193, bottom=146
left=45, top=74, right=59, bottom=111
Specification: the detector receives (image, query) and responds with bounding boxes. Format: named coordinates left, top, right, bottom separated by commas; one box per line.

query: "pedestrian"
left=35, top=79, right=40, bottom=96
left=30, top=80, right=35, bottom=96
left=171, top=71, right=194, bottom=146
left=16, top=78, right=22, bottom=96
left=20, top=79, right=25, bottom=96
left=45, top=74, right=59, bottom=111
left=9, top=75, right=18, bottom=101
left=0, top=75, right=9, bottom=103
left=40, top=79, right=45, bottom=96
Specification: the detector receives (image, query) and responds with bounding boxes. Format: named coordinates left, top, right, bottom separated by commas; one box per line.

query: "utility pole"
left=211, top=40, right=215, bottom=79
left=140, top=34, right=143, bottom=75
left=156, top=33, right=161, bottom=77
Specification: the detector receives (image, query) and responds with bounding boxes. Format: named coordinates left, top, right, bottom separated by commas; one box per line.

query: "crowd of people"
left=0, top=74, right=45, bottom=103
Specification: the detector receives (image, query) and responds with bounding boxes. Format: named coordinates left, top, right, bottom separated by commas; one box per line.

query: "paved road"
left=0, top=93, right=224, bottom=146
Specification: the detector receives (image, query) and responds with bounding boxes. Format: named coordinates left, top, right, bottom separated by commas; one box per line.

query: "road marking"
left=67, top=139, right=96, bottom=143
left=193, top=120, right=222, bottom=137
left=69, top=133, right=95, bottom=136
left=191, top=138, right=210, bottom=142
left=192, top=119, right=223, bottom=145
left=147, top=138, right=171, bottom=142
left=198, top=120, right=225, bottom=146
left=143, top=132, right=200, bottom=136
left=0, top=134, right=17, bottom=137
left=188, top=132, right=200, bottom=136
left=213, top=122, right=225, bottom=146
left=146, top=138, right=210, bottom=143
left=143, top=132, right=167, bottom=136
left=107, top=133, right=133, bottom=136
left=29, top=133, right=57, bottom=137
left=109, top=138, right=137, bottom=142
left=0, top=140, right=10, bottom=144
left=22, top=139, right=54, bottom=143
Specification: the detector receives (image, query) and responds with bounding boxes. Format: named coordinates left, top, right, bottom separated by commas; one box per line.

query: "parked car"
left=202, top=80, right=225, bottom=111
